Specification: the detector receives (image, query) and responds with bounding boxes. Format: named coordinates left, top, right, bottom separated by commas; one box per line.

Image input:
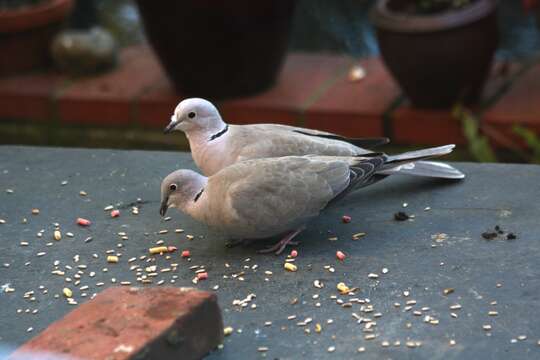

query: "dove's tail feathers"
left=379, top=161, right=465, bottom=179
left=384, top=145, right=455, bottom=164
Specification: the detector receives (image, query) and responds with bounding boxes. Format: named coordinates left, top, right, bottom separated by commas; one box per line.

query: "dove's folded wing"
left=209, top=157, right=351, bottom=237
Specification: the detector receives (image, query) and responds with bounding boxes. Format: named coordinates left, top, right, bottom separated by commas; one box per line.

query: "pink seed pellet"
left=290, top=250, right=298, bottom=258
left=342, top=215, right=352, bottom=223
left=110, top=210, right=120, bottom=218
left=197, top=272, right=208, bottom=280
left=336, top=251, right=346, bottom=261
left=181, top=250, right=190, bottom=258
left=76, top=218, right=91, bottom=226
left=167, top=246, right=177, bottom=253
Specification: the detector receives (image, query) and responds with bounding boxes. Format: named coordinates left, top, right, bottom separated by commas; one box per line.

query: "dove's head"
left=160, top=169, right=208, bottom=216
left=164, top=98, right=224, bottom=134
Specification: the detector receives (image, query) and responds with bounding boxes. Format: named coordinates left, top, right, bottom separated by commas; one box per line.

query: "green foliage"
left=512, top=125, right=540, bottom=164
left=453, top=105, right=498, bottom=162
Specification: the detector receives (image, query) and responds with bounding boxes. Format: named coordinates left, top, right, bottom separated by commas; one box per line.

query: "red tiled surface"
left=57, top=46, right=162, bottom=125
left=392, top=106, right=466, bottom=145
left=484, top=63, right=540, bottom=133
left=0, top=72, right=66, bottom=121
left=218, top=53, right=354, bottom=126
left=304, top=58, right=400, bottom=137
left=136, top=53, right=354, bottom=128
left=390, top=61, right=527, bottom=146
left=0, top=45, right=539, bottom=146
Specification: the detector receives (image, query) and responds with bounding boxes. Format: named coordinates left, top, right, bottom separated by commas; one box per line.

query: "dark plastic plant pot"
left=0, top=0, right=74, bottom=77
left=135, top=0, right=297, bottom=100
left=370, top=0, right=499, bottom=109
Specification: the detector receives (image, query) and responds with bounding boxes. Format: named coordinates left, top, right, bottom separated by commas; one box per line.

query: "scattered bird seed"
left=284, top=263, right=297, bottom=272
left=63, top=288, right=73, bottom=298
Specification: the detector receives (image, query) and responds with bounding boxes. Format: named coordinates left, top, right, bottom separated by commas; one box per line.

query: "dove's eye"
left=188, top=112, right=196, bottom=119
left=169, top=183, right=177, bottom=191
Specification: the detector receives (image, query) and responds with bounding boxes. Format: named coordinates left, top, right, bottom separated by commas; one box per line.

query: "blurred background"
left=1, top=0, right=540, bottom=163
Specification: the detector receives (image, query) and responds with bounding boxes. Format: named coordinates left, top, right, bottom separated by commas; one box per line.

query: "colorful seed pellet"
left=197, top=272, right=208, bottom=280
left=110, top=209, right=120, bottom=218
left=284, top=263, right=297, bottom=272
left=336, top=251, right=346, bottom=261
left=76, top=218, right=91, bottom=226
left=342, top=215, right=352, bottom=223
left=181, top=250, right=191, bottom=258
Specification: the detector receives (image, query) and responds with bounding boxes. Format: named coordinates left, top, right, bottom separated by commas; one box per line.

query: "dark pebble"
left=394, top=212, right=410, bottom=221
left=482, top=231, right=498, bottom=240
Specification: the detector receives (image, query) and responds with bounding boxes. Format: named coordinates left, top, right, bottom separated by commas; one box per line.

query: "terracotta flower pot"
left=135, top=0, right=297, bottom=100
left=0, top=0, right=74, bottom=77
left=370, top=0, right=499, bottom=109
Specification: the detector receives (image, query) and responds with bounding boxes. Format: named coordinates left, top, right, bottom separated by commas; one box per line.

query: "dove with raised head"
left=163, top=98, right=464, bottom=179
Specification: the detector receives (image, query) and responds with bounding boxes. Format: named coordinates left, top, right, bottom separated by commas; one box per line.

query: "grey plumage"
left=164, top=98, right=465, bottom=180
left=160, top=145, right=461, bottom=246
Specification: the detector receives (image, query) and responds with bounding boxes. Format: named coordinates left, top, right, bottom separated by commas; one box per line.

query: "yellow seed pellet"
left=315, top=323, right=322, bottom=333
left=53, top=230, right=62, bottom=241
left=224, top=326, right=234, bottom=336
left=284, top=263, right=297, bottom=272
left=149, top=246, right=168, bottom=254
left=336, top=282, right=350, bottom=294
left=63, top=288, right=73, bottom=298
left=107, top=256, right=119, bottom=263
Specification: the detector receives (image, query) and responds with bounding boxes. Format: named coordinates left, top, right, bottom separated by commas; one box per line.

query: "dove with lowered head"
left=160, top=145, right=461, bottom=254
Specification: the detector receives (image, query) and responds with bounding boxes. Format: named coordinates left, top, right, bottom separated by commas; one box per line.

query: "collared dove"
left=160, top=145, right=461, bottom=254
left=163, top=98, right=464, bottom=179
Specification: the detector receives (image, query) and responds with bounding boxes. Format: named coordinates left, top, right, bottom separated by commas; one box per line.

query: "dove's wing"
left=229, top=124, right=372, bottom=164
left=204, top=156, right=354, bottom=239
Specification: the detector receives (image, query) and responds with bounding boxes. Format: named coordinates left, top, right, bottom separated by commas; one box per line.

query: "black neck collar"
left=209, top=125, right=229, bottom=141
left=194, top=188, right=204, bottom=202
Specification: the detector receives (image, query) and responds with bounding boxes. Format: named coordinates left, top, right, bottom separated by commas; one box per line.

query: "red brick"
left=57, top=46, right=162, bottom=126
left=484, top=63, right=540, bottom=132
left=304, top=58, right=400, bottom=137
left=0, top=73, right=66, bottom=121
left=10, top=287, right=223, bottom=360
left=392, top=105, right=466, bottom=145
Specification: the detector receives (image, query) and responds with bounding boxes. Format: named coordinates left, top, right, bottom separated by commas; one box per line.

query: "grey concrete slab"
left=0, top=146, right=539, bottom=359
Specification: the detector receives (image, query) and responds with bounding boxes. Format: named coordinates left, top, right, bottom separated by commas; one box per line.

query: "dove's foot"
left=258, top=228, right=304, bottom=255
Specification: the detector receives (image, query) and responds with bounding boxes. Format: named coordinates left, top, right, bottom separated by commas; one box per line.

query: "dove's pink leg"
left=258, top=228, right=304, bottom=255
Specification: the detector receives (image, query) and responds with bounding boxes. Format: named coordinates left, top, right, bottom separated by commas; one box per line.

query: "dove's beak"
left=159, top=198, right=169, bottom=217
left=163, top=121, right=177, bottom=134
